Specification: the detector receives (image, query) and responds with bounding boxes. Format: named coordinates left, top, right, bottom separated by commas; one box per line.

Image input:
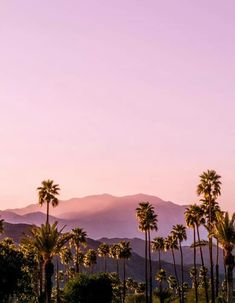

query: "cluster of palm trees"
left=22, top=180, right=132, bottom=303
left=135, top=170, right=235, bottom=303
left=1, top=170, right=235, bottom=303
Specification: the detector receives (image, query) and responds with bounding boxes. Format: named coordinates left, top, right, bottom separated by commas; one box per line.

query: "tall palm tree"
left=25, top=222, right=70, bottom=303
left=172, top=224, right=187, bottom=303
left=37, top=180, right=60, bottom=226
left=164, top=234, right=180, bottom=297
left=152, top=236, right=165, bottom=271
left=197, top=169, right=221, bottom=303
left=119, top=241, right=132, bottom=303
left=84, top=249, right=97, bottom=273
left=109, top=243, right=121, bottom=276
left=185, top=205, right=199, bottom=303
left=202, top=199, right=221, bottom=298
left=59, top=246, right=73, bottom=280
left=191, top=204, right=209, bottom=303
left=136, top=202, right=158, bottom=303
left=211, top=211, right=235, bottom=303
left=69, top=227, right=87, bottom=273
left=98, top=242, right=110, bottom=272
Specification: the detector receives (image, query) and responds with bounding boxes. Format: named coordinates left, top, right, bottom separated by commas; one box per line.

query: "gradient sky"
left=1, top=1, right=235, bottom=211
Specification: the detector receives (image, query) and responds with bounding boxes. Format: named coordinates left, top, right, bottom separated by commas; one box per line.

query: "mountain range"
left=0, top=193, right=206, bottom=243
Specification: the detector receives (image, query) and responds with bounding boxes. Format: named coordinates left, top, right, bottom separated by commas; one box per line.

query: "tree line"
left=0, top=169, right=235, bottom=303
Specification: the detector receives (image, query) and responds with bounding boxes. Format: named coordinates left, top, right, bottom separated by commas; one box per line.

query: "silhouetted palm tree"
left=109, top=243, right=121, bottom=276
left=25, top=222, right=70, bottom=303
left=197, top=169, right=221, bottom=303
left=164, top=235, right=180, bottom=295
left=119, top=241, right=132, bottom=303
left=69, top=227, right=87, bottom=273
left=172, top=224, right=187, bottom=303
left=136, top=202, right=158, bottom=303
left=98, top=242, right=110, bottom=272
left=202, top=199, right=221, bottom=297
left=211, top=211, right=235, bottom=303
left=37, top=180, right=60, bottom=226
left=185, top=205, right=199, bottom=303
left=152, top=236, right=165, bottom=270
left=84, top=249, right=97, bottom=273
left=190, top=204, right=209, bottom=303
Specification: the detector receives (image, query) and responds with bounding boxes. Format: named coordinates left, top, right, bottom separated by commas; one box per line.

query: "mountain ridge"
left=0, top=193, right=196, bottom=241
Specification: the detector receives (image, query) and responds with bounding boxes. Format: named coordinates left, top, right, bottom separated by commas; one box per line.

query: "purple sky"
left=1, top=1, right=235, bottom=211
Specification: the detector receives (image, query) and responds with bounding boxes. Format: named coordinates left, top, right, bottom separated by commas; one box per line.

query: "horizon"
left=1, top=1, right=235, bottom=212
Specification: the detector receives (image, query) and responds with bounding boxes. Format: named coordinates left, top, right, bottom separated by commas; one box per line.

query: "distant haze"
left=1, top=1, right=235, bottom=212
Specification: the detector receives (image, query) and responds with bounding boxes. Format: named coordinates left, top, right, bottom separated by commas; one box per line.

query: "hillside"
left=0, top=221, right=191, bottom=284
left=0, top=193, right=202, bottom=242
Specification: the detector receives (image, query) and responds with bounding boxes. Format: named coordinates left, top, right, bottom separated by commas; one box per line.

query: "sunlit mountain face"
left=1, top=193, right=204, bottom=243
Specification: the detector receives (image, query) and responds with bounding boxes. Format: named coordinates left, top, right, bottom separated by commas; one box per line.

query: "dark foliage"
left=63, top=273, right=113, bottom=303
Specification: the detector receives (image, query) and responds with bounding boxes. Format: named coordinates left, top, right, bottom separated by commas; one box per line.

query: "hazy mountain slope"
left=2, top=193, right=198, bottom=240
left=0, top=221, right=191, bottom=284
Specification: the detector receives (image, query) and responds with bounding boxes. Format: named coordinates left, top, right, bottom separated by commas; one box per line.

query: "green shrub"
left=63, top=273, right=113, bottom=303
left=125, top=294, right=145, bottom=303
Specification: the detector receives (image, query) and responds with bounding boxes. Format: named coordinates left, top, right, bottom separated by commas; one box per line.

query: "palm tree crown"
left=37, top=179, right=60, bottom=226
left=197, top=170, right=221, bottom=200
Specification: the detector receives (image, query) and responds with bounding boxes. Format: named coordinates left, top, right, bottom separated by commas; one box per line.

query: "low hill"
left=0, top=221, right=192, bottom=284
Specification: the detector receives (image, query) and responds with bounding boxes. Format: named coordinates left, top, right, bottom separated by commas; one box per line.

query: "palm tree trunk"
left=158, top=250, right=161, bottom=270
left=104, top=256, right=107, bottom=272
left=179, top=242, right=184, bottom=303
left=193, top=227, right=198, bottom=303
left=145, top=230, right=149, bottom=303
left=116, top=259, right=119, bottom=277
left=39, top=258, right=43, bottom=296
left=75, top=247, right=79, bottom=273
left=196, top=224, right=209, bottom=303
left=148, top=230, right=153, bottom=303
left=209, top=196, right=215, bottom=303
left=56, top=257, right=60, bottom=303
left=209, top=237, right=215, bottom=303
left=226, top=264, right=233, bottom=303
left=123, top=258, right=126, bottom=303
left=46, top=201, right=49, bottom=226
left=171, top=248, right=181, bottom=303
left=45, top=259, right=54, bottom=303
left=223, top=250, right=227, bottom=284
left=215, top=238, right=219, bottom=298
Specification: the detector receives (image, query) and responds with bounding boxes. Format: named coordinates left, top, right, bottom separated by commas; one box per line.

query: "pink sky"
left=1, top=1, right=235, bottom=211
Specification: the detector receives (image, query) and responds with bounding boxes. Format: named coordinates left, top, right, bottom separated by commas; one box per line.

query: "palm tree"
left=155, top=269, right=171, bottom=303
left=164, top=234, right=180, bottom=301
left=202, top=199, right=222, bottom=297
left=164, top=235, right=179, bottom=280
left=69, top=227, right=87, bottom=273
left=37, top=180, right=60, bottom=226
left=191, top=204, right=209, bottom=303
left=119, top=241, right=132, bottom=303
left=197, top=169, right=221, bottom=303
left=109, top=243, right=121, bottom=276
left=211, top=211, right=235, bottom=303
left=59, top=246, right=73, bottom=280
left=172, top=224, right=187, bottom=303
left=84, top=249, right=97, bottom=273
left=25, top=222, right=70, bottom=303
left=98, top=242, right=110, bottom=272
left=185, top=205, right=199, bottom=303
left=152, top=237, right=165, bottom=270
left=136, top=202, right=158, bottom=303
